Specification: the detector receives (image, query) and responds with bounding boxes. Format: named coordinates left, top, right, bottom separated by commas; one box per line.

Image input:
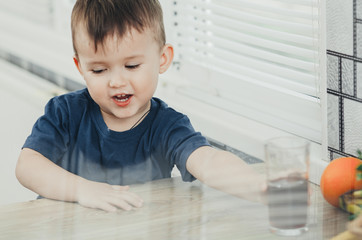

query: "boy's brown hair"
left=71, top=0, right=165, bottom=55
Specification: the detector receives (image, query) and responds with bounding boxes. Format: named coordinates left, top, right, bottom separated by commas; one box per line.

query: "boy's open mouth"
left=113, top=94, right=133, bottom=102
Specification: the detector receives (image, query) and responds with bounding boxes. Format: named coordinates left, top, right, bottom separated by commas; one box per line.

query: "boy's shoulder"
left=152, top=97, right=184, bottom=118
left=54, top=88, right=89, bottom=101
left=151, top=97, right=190, bottom=127
left=43, top=88, right=94, bottom=121
left=50, top=88, right=91, bottom=108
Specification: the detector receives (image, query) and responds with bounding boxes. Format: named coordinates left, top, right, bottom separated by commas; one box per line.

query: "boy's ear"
left=73, top=56, right=83, bottom=76
left=159, top=44, right=174, bottom=74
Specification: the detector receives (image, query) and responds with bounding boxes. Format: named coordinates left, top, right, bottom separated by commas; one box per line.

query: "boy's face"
left=73, top=25, right=173, bottom=130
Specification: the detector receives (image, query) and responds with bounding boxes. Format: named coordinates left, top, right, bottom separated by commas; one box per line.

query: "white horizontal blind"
left=168, top=0, right=321, bottom=142
left=0, top=0, right=75, bottom=34
left=0, top=0, right=53, bottom=27
left=0, top=0, right=80, bottom=89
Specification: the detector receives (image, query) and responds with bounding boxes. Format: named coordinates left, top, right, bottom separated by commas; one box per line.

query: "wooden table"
left=0, top=167, right=350, bottom=239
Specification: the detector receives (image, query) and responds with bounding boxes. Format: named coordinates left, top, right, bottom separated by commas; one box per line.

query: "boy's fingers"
left=96, top=202, right=118, bottom=212
left=113, top=201, right=133, bottom=211
left=94, top=189, right=143, bottom=211
left=111, top=186, right=143, bottom=207
left=120, top=192, right=144, bottom=207
left=106, top=196, right=135, bottom=211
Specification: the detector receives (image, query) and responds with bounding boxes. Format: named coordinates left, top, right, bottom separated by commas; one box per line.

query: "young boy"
left=16, top=0, right=265, bottom=212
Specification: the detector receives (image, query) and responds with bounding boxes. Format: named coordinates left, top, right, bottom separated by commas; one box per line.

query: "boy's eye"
left=125, top=64, right=140, bottom=70
left=92, top=69, right=106, bottom=74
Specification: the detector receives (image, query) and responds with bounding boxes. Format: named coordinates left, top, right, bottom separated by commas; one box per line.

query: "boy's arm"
left=16, top=148, right=143, bottom=212
left=186, top=146, right=266, bottom=203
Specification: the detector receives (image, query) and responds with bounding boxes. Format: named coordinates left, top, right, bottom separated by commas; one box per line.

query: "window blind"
left=166, top=0, right=321, bottom=143
left=0, top=0, right=53, bottom=27
left=0, top=0, right=75, bottom=34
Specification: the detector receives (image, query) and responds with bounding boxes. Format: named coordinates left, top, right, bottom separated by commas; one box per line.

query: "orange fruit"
left=320, top=157, right=362, bottom=207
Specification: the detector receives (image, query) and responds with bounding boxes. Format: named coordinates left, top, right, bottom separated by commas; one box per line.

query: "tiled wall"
left=327, top=0, right=362, bottom=160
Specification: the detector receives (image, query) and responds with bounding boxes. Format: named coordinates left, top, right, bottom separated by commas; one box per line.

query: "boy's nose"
left=109, top=73, right=127, bottom=88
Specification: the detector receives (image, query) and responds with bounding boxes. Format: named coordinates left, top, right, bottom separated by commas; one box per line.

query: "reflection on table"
left=0, top=165, right=350, bottom=239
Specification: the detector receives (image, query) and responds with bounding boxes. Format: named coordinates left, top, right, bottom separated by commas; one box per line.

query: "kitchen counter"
left=0, top=163, right=351, bottom=240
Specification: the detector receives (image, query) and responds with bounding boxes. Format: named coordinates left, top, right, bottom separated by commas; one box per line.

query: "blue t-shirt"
left=23, top=89, right=210, bottom=185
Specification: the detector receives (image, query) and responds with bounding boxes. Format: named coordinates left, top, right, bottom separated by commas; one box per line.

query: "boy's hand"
left=348, top=214, right=362, bottom=238
left=77, top=179, right=144, bottom=212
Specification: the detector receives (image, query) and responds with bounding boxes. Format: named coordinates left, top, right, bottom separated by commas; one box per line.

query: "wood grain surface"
left=0, top=164, right=350, bottom=240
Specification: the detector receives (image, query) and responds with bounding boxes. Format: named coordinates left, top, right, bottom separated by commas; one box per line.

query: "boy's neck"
left=101, top=101, right=151, bottom=132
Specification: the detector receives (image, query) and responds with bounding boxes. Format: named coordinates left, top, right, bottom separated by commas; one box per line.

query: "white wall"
left=0, top=59, right=65, bottom=205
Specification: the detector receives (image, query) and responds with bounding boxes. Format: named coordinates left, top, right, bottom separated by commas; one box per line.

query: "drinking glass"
left=265, top=136, right=310, bottom=236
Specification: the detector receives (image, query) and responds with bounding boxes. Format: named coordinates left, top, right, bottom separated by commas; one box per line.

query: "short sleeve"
left=164, top=115, right=210, bottom=182
left=23, top=97, right=70, bottom=163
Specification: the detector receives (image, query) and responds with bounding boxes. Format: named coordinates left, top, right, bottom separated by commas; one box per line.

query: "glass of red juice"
left=265, top=136, right=310, bottom=236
